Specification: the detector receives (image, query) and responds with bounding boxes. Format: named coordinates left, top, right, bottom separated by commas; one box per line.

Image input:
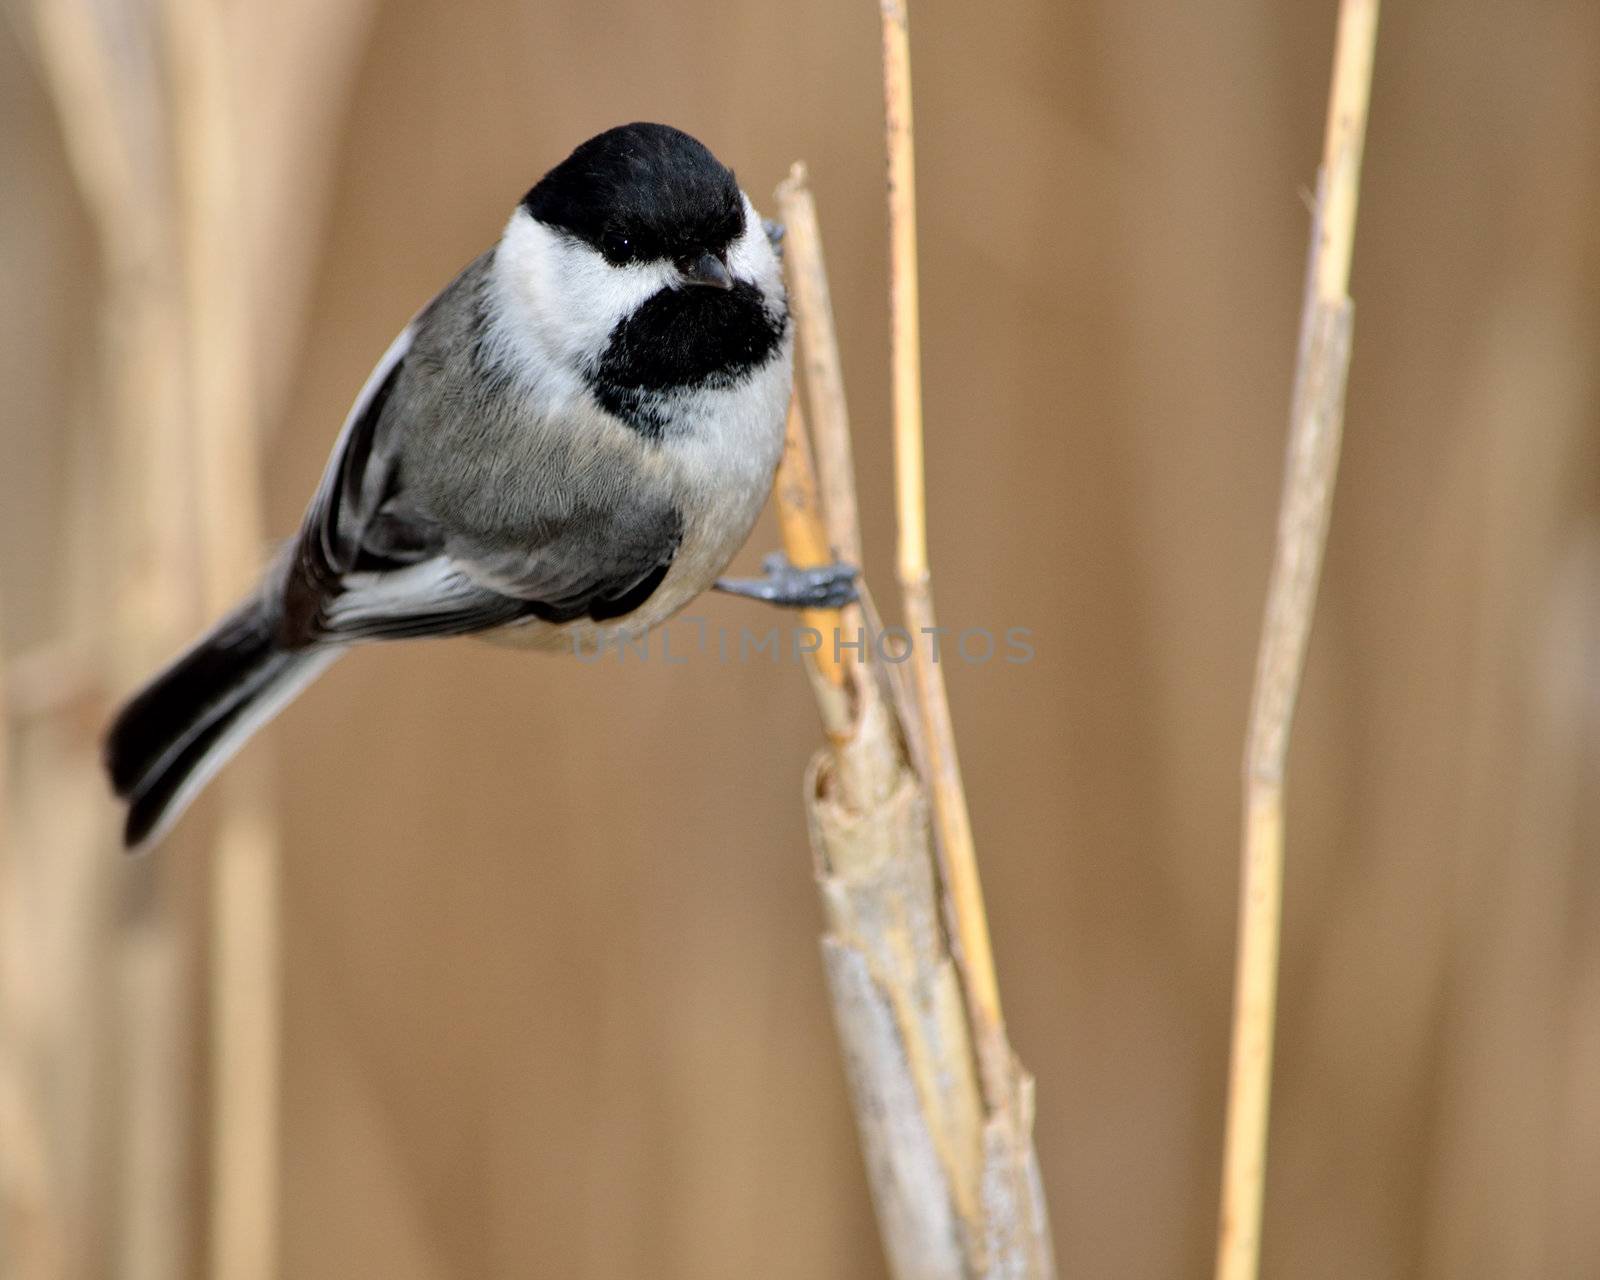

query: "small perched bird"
left=105, top=122, right=854, bottom=851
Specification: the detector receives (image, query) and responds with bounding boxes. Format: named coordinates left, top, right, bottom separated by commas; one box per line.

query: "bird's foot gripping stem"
left=714, top=552, right=858, bottom=609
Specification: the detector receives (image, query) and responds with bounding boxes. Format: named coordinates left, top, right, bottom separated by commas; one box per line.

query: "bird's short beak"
left=679, top=252, right=734, bottom=290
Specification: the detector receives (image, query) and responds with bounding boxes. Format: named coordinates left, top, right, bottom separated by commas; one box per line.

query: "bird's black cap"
left=522, top=123, right=744, bottom=266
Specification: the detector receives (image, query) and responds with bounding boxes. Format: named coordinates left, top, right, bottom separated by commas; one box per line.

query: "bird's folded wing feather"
left=282, top=307, right=680, bottom=644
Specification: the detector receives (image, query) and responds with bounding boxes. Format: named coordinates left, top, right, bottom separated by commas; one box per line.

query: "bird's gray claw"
left=715, top=553, right=858, bottom=609
left=763, top=219, right=785, bottom=252
left=782, top=560, right=859, bottom=608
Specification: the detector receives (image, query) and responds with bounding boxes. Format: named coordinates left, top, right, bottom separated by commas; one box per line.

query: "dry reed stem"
left=0, top=591, right=62, bottom=1279
left=31, top=10, right=182, bottom=1280
left=0, top=596, right=26, bottom=1276
left=2, top=343, right=119, bottom=1279
left=773, top=182, right=901, bottom=807
left=773, top=155, right=1054, bottom=1276
left=776, top=398, right=849, bottom=692
left=0, top=585, right=7, bottom=860
left=775, top=399, right=911, bottom=759
left=31, top=2, right=219, bottom=1275
left=879, top=2, right=925, bottom=588
left=780, top=388, right=1056, bottom=1279
left=775, top=170, right=926, bottom=783
left=878, top=0, right=1009, bottom=1113
left=775, top=167, right=862, bottom=568
left=1214, top=4, right=1378, bottom=1279
left=163, top=1, right=283, bottom=1274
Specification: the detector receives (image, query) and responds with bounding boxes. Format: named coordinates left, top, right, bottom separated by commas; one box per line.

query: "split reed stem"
left=774, top=148, right=1055, bottom=1276
left=878, top=0, right=1009, bottom=1109
left=776, top=167, right=862, bottom=570
left=1214, top=5, right=1379, bottom=1279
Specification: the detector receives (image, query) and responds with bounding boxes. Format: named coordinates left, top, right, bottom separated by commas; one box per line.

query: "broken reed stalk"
left=775, top=399, right=850, bottom=694
left=775, top=165, right=862, bottom=570
left=0, top=591, right=6, bottom=827
left=0, top=584, right=7, bottom=865
left=878, top=0, right=1010, bottom=1112
left=1214, top=4, right=1379, bottom=1279
left=775, top=171, right=899, bottom=807
left=772, top=161, right=1054, bottom=1280
left=30, top=5, right=199, bottom=1278
left=0, top=594, right=43, bottom=1280
left=164, top=2, right=283, bottom=1276
left=26, top=1, right=294, bottom=1274
left=0, top=587, right=54, bottom=1280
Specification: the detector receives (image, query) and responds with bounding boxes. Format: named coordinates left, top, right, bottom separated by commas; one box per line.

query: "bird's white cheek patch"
left=564, top=258, right=675, bottom=336
left=726, top=201, right=785, bottom=307
left=495, top=212, right=675, bottom=363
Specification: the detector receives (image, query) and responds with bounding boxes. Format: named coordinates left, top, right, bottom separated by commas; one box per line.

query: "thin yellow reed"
left=1215, top=5, right=1379, bottom=1278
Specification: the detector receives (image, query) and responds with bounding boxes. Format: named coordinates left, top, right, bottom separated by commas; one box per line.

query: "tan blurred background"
left=4, top=0, right=1600, bottom=1277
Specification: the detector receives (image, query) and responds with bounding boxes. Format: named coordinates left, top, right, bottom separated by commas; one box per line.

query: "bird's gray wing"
left=310, top=507, right=684, bottom=641
left=280, top=319, right=428, bottom=641
left=296, top=325, right=416, bottom=580
left=280, top=276, right=682, bottom=645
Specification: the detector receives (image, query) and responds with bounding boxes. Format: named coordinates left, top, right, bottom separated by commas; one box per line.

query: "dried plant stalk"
left=775, top=398, right=848, bottom=693
left=0, top=388, right=117, bottom=1280
left=29, top=4, right=200, bottom=1277
left=1214, top=5, right=1379, bottom=1280
left=164, top=1, right=283, bottom=1274
left=775, top=173, right=925, bottom=788
left=775, top=167, right=862, bottom=568
left=18, top=6, right=379, bottom=1272
left=774, top=154, right=1054, bottom=1275
left=0, top=587, right=64, bottom=1280
left=778, top=394, right=899, bottom=811
left=877, top=0, right=1012, bottom=1112
left=0, top=590, right=7, bottom=848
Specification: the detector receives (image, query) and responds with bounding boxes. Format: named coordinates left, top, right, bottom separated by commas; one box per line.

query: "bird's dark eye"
left=601, top=230, right=632, bottom=263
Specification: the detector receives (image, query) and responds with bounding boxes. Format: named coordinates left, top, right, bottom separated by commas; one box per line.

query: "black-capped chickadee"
left=105, top=122, right=855, bottom=850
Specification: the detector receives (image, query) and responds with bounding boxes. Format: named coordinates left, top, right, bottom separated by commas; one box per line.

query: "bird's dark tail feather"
left=104, top=601, right=338, bottom=851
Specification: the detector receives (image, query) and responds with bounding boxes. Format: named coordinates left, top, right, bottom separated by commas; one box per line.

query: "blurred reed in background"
left=2, top=1, right=1598, bottom=1277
